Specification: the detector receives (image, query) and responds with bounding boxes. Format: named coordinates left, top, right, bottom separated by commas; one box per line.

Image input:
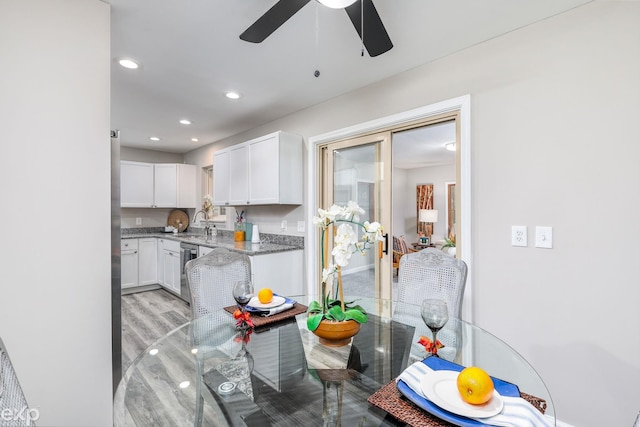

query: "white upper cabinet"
left=212, top=131, right=302, bottom=206
left=121, top=161, right=154, bottom=207
left=248, top=131, right=302, bottom=205
left=228, top=144, right=249, bottom=206
left=212, top=150, right=229, bottom=206
left=121, top=161, right=196, bottom=208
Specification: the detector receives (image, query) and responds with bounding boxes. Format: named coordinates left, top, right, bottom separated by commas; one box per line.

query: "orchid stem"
left=338, top=266, right=345, bottom=312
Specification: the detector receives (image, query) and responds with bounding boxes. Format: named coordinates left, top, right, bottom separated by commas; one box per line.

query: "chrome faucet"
left=193, top=210, right=212, bottom=236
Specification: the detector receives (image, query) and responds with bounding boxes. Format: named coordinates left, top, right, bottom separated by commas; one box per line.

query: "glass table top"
left=114, top=296, right=555, bottom=426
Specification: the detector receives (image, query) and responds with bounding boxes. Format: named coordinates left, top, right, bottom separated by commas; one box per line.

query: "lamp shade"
left=419, top=209, right=438, bottom=223
left=317, top=0, right=357, bottom=8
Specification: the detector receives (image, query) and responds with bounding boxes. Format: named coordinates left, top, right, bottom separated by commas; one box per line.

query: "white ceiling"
left=393, top=121, right=456, bottom=169
left=109, top=0, right=591, bottom=153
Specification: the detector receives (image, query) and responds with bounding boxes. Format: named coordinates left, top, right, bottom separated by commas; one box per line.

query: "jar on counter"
left=234, top=222, right=245, bottom=242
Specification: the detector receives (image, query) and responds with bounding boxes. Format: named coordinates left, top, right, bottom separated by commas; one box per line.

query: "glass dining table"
left=113, top=296, right=555, bottom=426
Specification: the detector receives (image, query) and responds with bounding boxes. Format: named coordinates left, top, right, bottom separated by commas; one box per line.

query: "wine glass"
left=420, top=299, right=449, bottom=356
left=233, top=280, right=254, bottom=314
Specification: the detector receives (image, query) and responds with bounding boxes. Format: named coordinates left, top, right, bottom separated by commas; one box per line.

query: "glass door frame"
left=318, top=132, right=392, bottom=300
left=306, top=95, right=473, bottom=321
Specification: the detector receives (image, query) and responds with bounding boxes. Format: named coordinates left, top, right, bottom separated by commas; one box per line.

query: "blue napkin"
left=396, top=357, right=553, bottom=427
left=246, top=294, right=296, bottom=316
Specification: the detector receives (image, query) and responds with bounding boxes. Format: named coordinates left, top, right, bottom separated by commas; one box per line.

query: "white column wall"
left=0, top=1, right=113, bottom=425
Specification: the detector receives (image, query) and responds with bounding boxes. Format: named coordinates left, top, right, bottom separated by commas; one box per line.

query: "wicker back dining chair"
left=393, top=248, right=468, bottom=362
left=185, top=247, right=252, bottom=320
left=184, top=247, right=252, bottom=426
left=0, top=337, right=35, bottom=426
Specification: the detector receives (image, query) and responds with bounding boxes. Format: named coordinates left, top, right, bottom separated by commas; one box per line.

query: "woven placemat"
left=223, top=303, right=308, bottom=328
left=367, top=378, right=547, bottom=427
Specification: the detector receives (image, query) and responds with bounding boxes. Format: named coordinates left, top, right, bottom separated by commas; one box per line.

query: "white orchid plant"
left=307, top=201, right=384, bottom=332
left=202, top=194, right=213, bottom=217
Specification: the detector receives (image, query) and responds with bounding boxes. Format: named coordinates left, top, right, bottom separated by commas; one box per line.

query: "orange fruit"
left=456, top=367, right=494, bottom=405
left=257, top=288, right=273, bottom=304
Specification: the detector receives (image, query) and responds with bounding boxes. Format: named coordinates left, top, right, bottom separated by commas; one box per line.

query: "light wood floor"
left=121, top=289, right=191, bottom=374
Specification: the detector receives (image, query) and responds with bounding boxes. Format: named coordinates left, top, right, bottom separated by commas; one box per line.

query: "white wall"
left=397, top=165, right=456, bottom=242
left=184, top=2, right=640, bottom=425
left=0, top=1, right=113, bottom=426
left=392, top=168, right=410, bottom=238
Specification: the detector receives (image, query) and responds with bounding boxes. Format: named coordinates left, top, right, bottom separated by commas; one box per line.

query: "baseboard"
left=121, top=284, right=161, bottom=295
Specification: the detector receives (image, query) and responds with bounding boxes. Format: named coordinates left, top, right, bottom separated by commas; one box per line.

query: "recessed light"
left=445, top=142, right=456, bottom=151
left=179, top=119, right=191, bottom=125
left=225, top=91, right=241, bottom=100
left=118, top=58, right=139, bottom=69
left=149, top=137, right=160, bottom=141
left=191, top=138, right=199, bottom=142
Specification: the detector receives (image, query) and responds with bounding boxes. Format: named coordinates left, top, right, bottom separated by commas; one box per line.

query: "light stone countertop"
left=121, top=232, right=302, bottom=256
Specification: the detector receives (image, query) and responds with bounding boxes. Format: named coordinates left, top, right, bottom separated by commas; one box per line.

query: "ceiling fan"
left=240, top=0, right=393, bottom=57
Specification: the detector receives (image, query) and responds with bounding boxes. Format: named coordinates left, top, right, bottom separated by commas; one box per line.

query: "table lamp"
left=419, top=209, right=438, bottom=240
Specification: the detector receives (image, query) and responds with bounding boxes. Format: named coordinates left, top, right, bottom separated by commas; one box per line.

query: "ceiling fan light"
left=317, top=0, right=357, bottom=9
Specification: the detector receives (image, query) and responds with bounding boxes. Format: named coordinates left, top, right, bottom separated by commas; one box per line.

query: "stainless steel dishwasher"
left=180, top=242, right=198, bottom=304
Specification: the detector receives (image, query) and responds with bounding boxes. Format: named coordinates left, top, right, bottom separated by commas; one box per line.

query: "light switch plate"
left=136, top=217, right=142, bottom=225
left=535, top=226, right=553, bottom=248
left=297, top=221, right=305, bottom=232
left=511, top=226, right=527, bottom=247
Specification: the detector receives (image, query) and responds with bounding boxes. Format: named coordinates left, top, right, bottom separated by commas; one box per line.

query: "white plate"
left=247, top=295, right=285, bottom=309
left=420, top=370, right=503, bottom=418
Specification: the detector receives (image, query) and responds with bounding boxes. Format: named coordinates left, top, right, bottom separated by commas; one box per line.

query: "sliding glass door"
left=318, top=132, right=393, bottom=300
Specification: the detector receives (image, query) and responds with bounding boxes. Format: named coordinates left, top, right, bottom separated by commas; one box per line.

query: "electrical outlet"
left=281, top=220, right=287, bottom=231
left=511, top=225, right=527, bottom=247
left=135, top=217, right=142, bottom=225
left=535, top=226, right=553, bottom=248
left=297, top=221, right=305, bottom=232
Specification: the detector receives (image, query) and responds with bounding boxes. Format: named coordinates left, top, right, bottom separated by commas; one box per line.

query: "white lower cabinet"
left=159, top=239, right=181, bottom=294
left=124, top=237, right=302, bottom=297
left=138, top=238, right=158, bottom=285
left=121, top=239, right=139, bottom=289
left=198, top=246, right=303, bottom=296
left=249, top=250, right=303, bottom=296
left=198, top=245, right=214, bottom=257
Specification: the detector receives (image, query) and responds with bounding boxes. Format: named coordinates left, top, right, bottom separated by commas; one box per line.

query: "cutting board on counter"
left=167, top=209, right=189, bottom=232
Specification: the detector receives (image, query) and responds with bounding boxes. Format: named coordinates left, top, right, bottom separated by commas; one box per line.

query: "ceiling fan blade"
left=344, top=0, right=393, bottom=57
left=240, top=0, right=312, bottom=43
